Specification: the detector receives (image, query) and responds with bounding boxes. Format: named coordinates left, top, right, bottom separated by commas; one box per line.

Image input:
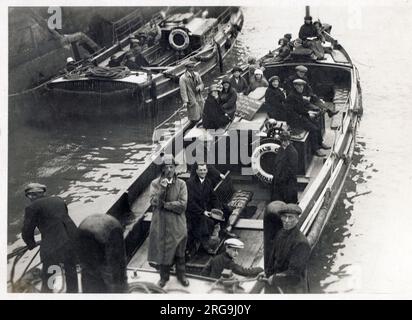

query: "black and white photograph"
left=3, top=0, right=412, bottom=300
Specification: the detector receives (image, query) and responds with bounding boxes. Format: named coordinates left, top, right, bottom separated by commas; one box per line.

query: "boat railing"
left=112, top=10, right=144, bottom=44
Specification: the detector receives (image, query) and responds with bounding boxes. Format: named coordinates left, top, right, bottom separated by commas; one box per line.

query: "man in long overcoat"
left=147, top=155, right=189, bottom=287
left=179, top=62, right=205, bottom=123
left=22, top=183, right=78, bottom=293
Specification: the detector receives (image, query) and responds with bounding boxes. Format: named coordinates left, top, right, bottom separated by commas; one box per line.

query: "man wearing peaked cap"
left=264, top=202, right=311, bottom=293
left=295, top=65, right=308, bottom=73
left=22, top=183, right=79, bottom=293
left=229, top=66, right=248, bottom=94
left=293, top=78, right=306, bottom=85
left=201, top=237, right=263, bottom=279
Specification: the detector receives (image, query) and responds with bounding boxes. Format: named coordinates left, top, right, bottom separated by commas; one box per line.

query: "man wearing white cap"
left=285, top=78, right=330, bottom=157
left=248, top=69, right=269, bottom=94
left=202, top=238, right=263, bottom=279
left=65, top=57, right=76, bottom=72
left=22, top=183, right=78, bottom=292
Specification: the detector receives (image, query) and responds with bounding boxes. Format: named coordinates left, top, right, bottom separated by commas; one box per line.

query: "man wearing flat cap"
left=22, top=183, right=78, bottom=293
left=285, top=77, right=330, bottom=157
left=148, top=154, right=189, bottom=288
left=202, top=238, right=263, bottom=279
left=229, top=66, right=248, bottom=94
left=179, top=62, right=205, bottom=123
left=285, top=65, right=338, bottom=118
left=264, top=203, right=311, bottom=293
left=271, top=130, right=299, bottom=204
left=186, top=162, right=223, bottom=256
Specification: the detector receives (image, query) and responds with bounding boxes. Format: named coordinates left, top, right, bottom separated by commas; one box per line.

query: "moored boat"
left=7, top=8, right=362, bottom=294
left=46, top=7, right=244, bottom=118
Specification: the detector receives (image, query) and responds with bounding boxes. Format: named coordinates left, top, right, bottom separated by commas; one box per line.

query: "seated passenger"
left=229, top=66, right=248, bottom=95
left=65, top=57, right=76, bottom=73
left=248, top=69, right=269, bottom=94
left=273, top=38, right=291, bottom=61
left=284, top=66, right=338, bottom=117
left=186, top=162, right=223, bottom=256
left=107, top=55, right=120, bottom=68
left=298, top=15, right=325, bottom=60
left=284, top=33, right=294, bottom=51
left=265, top=75, right=287, bottom=121
left=201, top=238, right=263, bottom=279
left=202, top=84, right=231, bottom=130
left=285, top=79, right=330, bottom=157
left=264, top=204, right=311, bottom=293
left=220, top=77, right=238, bottom=120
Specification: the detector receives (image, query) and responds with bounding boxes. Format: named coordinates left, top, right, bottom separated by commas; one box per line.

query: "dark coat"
left=22, top=196, right=78, bottom=261
left=284, top=73, right=314, bottom=97
left=229, top=75, right=248, bottom=94
left=266, top=227, right=311, bottom=293
left=202, top=252, right=263, bottom=279
left=219, top=86, right=238, bottom=119
left=186, top=176, right=220, bottom=242
left=202, top=94, right=230, bottom=130
left=285, top=88, right=313, bottom=128
left=271, top=143, right=299, bottom=204
left=298, top=23, right=318, bottom=40
left=147, top=176, right=188, bottom=265
left=265, top=86, right=287, bottom=121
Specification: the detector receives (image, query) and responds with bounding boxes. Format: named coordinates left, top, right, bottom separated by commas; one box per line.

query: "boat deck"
left=127, top=85, right=349, bottom=275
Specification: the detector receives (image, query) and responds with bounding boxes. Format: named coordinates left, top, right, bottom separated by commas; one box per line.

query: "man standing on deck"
left=179, top=62, right=205, bottom=123
left=22, top=183, right=78, bottom=293
left=284, top=65, right=338, bottom=118
left=285, top=78, right=330, bottom=157
left=263, top=203, right=311, bottom=293
left=271, top=131, right=299, bottom=204
left=147, top=155, right=189, bottom=288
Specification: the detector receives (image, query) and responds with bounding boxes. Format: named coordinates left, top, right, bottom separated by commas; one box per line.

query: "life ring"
left=169, top=28, right=190, bottom=51
left=251, top=140, right=281, bottom=184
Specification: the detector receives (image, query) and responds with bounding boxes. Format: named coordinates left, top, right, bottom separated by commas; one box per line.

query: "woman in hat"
left=147, top=155, right=189, bottom=287
left=265, top=75, right=287, bottom=121
left=220, top=77, right=238, bottom=120
left=202, top=84, right=231, bottom=130
left=248, top=69, right=269, bottom=94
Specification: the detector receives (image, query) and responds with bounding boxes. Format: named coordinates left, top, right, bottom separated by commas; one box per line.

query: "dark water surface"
left=8, top=5, right=412, bottom=294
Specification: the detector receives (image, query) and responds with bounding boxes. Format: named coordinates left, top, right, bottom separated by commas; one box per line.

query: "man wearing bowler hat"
left=263, top=203, right=311, bottom=293
left=22, top=183, right=78, bottom=293
left=179, top=61, right=205, bottom=123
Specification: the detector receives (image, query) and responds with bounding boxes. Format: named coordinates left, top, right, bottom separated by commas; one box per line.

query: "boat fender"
left=169, top=28, right=190, bottom=51
left=251, top=142, right=281, bottom=184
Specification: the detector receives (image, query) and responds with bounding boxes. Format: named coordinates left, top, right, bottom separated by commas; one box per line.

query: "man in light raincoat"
left=147, top=155, right=189, bottom=288
left=179, top=62, right=205, bottom=123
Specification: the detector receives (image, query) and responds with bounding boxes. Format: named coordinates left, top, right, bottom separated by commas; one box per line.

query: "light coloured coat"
left=179, top=71, right=205, bottom=121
